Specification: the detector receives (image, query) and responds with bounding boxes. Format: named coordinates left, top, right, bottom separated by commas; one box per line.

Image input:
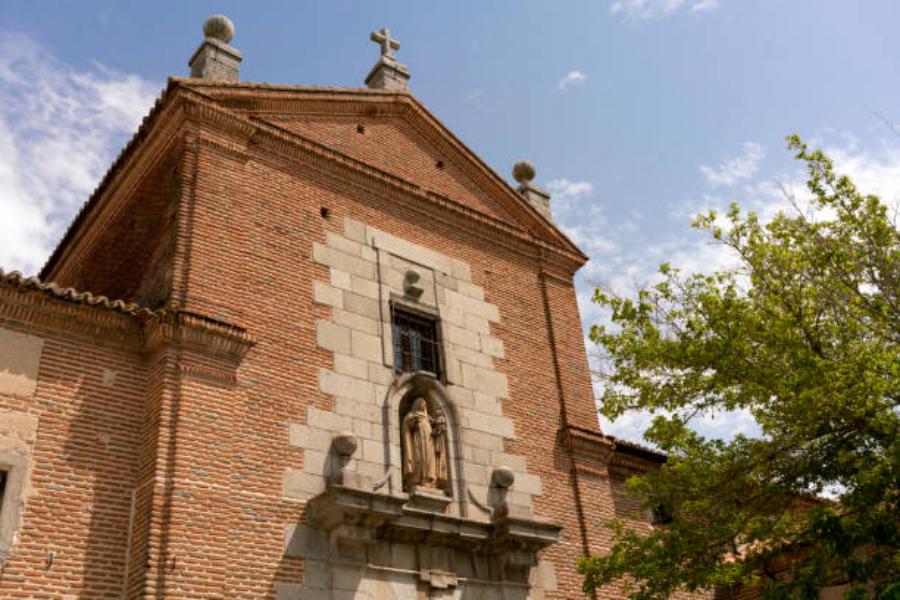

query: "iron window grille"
left=391, top=306, right=442, bottom=378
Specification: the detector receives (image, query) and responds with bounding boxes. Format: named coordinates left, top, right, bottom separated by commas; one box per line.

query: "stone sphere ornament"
left=332, top=431, right=358, bottom=458
left=203, top=15, right=235, bottom=43
left=492, top=466, right=516, bottom=489
left=512, top=160, right=536, bottom=184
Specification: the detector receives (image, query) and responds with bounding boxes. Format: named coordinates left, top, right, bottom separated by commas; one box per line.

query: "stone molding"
left=300, top=485, right=560, bottom=593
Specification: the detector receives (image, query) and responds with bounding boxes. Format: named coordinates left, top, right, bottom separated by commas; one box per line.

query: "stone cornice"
left=309, top=485, right=560, bottom=558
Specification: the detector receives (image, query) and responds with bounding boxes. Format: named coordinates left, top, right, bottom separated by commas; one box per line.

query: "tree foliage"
left=580, top=136, right=899, bottom=599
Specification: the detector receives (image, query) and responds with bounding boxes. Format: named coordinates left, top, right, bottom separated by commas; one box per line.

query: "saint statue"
left=402, top=397, right=437, bottom=490
left=433, top=412, right=449, bottom=490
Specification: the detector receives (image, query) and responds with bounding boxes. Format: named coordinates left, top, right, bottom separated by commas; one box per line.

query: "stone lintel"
left=189, top=37, right=243, bottom=81
left=365, top=56, right=410, bottom=91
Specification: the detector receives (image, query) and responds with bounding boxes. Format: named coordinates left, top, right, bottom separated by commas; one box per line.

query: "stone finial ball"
left=203, top=15, right=234, bottom=43
left=512, top=160, right=536, bottom=184
left=492, top=466, right=516, bottom=489
left=332, top=431, right=359, bottom=457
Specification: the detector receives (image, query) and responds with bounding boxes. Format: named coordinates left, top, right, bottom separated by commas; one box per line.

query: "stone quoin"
left=0, top=15, right=717, bottom=600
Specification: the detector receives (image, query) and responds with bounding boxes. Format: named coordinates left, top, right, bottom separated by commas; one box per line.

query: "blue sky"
left=2, top=1, right=899, bottom=441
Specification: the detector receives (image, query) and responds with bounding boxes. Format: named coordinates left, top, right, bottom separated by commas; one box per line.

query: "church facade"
left=0, top=17, right=705, bottom=599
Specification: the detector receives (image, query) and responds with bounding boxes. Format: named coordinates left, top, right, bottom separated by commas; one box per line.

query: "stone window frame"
left=388, top=297, right=446, bottom=385
left=0, top=450, right=27, bottom=565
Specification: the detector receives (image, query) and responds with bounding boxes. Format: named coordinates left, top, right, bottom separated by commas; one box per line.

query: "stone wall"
left=284, top=217, right=538, bottom=520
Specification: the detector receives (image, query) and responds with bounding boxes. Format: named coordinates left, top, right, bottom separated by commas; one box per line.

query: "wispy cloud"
left=0, top=31, right=158, bottom=276
left=699, top=141, right=765, bottom=187
left=610, top=0, right=721, bottom=20
left=547, top=178, right=614, bottom=258
left=557, top=70, right=587, bottom=91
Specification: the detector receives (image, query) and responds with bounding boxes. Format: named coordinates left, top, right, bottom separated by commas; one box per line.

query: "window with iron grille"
left=392, top=307, right=441, bottom=378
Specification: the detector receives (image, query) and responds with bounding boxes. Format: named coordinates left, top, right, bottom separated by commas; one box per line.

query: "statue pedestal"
left=300, top=485, right=561, bottom=596
left=407, top=486, right=452, bottom=512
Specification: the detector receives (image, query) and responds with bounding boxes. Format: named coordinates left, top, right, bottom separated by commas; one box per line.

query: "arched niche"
left=381, top=371, right=467, bottom=517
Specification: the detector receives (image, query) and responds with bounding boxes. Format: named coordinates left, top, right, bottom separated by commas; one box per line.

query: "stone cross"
left=370, top=27, right=400, bottom=59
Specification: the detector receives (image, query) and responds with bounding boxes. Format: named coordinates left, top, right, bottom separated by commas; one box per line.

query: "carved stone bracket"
left=306, top=485, right=560, bottom=588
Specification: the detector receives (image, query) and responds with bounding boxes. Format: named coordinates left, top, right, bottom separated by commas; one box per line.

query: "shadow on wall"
left=57, top=348, right=145, bottom=597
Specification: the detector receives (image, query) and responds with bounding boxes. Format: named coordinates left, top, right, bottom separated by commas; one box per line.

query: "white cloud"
left=699, top=141, right=765, bottom=187
left=548, top=178, right=615, bottom=258
left=610, top=0, right=721, bottom=20
left=547, top=178, right=594, bottom=202
left=690, top=0, right=720, bottom=13
left=557, top=70, right=587, bottom=91
left=0, top=31, right=159, bottom=276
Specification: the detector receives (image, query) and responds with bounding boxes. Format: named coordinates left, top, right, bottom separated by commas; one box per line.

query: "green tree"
left=580, top=136, right=899, bottom=599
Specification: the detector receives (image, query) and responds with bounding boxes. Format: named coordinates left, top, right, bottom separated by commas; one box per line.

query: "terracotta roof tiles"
left=0, top=269, right=158, bottom=318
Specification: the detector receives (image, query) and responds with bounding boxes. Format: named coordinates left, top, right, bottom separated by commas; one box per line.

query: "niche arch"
left=381, top=371, right=468, bottom=517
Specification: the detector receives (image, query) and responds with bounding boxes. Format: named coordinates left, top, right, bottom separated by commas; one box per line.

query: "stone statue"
left=402, top=397, right=437, bottom=490
left=433, top=412, right=449, bottom=490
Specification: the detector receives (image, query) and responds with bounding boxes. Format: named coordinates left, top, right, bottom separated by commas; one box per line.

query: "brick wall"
left=0, top=84, right=715, bottom=599
left=0, top=321, right=145, bottom=598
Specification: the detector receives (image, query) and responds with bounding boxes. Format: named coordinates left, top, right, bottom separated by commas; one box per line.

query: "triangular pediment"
left=178, top=79, right=584, bottom=258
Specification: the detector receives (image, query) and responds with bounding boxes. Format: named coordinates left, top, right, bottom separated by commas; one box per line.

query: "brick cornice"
left=0, top=273, right=255, bottom=363
left=38, top=79, right=585, bottom=290
left=143, top=311, right=255, bottom=360
left=0, top=277, right=147, bottom=347
left=175, top=78, right=585, bottom=260
left=561, top=425, right=616, bottom=476
left=176, top=87, right=585, bottom=277
left=561, top=425, right=665, bottom=478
